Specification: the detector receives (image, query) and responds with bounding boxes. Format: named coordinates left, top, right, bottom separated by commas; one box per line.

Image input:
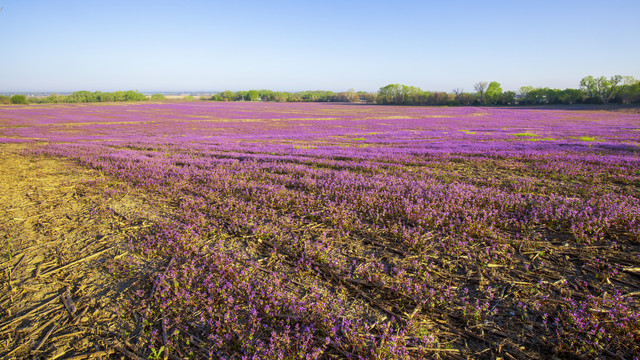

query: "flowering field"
left=2, top=102, right=640, bottom=359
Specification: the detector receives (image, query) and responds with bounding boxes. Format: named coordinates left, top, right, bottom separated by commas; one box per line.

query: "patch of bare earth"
left=0, top=144, right=158, bottom=359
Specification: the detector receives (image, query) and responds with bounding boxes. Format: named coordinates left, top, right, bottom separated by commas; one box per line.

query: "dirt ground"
left=0, top=143, right=159, bottom=359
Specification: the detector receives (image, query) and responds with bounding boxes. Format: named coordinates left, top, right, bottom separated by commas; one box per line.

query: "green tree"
left=220, top=90, right=235, bottom=101
left=273, top=92, right=289, bottom=102
left=247, top=90, right=260, bottom=101
left=43, top=93, right=57, bottom=103
left=358, top=92, right=376, bottom=103
left=0, top=95, right=11, bottom=104
left=99, top=92, right=116, bottom=102
left=559, top=88, right=584, bottom=104
left=501, top=91, right=516, bottom=105
left=404, top=86, right=425, bottom=105
left=10, top=95, right=28, bottom=104
left=234, top=91, right=248, bottom=101
left=258, top=89, right=274, bottom=101
left=151, top=94, right=166, bottom=101
left=125, top=90, right=147, bottom=101
left=71, top=90, right=93, bottom=103
left=485, top=81, right=502, bottom=104
left=619, top=77, right=640, bottom=103
left=543, top=88, right=562, bottom=104
left=287, top=93, right=302, bottom=102
left=580, top=75, right=623, bottom=103
left=527, top=88, right=548, bottom=104
left=298, top=90, right=334, bottom=102
left=112, top=91, right=126, bottom=102
left=518, top=86, right=534, bottom=104
left=377, top=84, right=407, bottom=105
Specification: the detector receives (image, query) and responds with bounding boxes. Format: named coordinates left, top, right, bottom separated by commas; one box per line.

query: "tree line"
left=209, top=89, right=376, bottom=103
left=376, top=76, right=640, bottom=106
left=208, top=75, right=639, bottom=106
left=2, top=75, right=638, bottom=106
left=0, top=90, right=150, bottom=104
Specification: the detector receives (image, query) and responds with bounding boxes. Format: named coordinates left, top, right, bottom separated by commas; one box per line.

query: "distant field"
left=1, top=102, right=639, bottom=359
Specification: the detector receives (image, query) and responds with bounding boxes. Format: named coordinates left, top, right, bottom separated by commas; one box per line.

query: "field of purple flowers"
left=2, top=102, right=640, bottom=359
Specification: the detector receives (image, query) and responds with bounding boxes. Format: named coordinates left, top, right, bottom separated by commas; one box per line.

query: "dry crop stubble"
left=0, top=143, right=166, bottom=359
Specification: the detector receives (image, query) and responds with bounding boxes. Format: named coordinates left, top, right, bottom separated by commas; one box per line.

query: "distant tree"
left=518, top=86, right=535, bottom=104
left=273, top=92, right=289, bottom=102
left=460, top=93, right=474, bottom=105
left=544, top=88, right=562, bottom=104
left=98, top=92, right=115, bottom=102
left=485, top=81, right=502, bottom=104
left=452, top=88, right=465, bottom=104
left=619, top=76, right=640, bottom=103
left=258, top=89, right=274, bottom=101
left=521, top=87, right=567, bottom=105
left=377, top=84, right=408, bottom=105
left=501, top=91, right=516, bottom=105
left=44, top=93, right=58, bottom=103
left=125, top=90, right=147, bottom=101
left=318, top=91, right=336, bottom=102
left=404, top=86, right=425, bottom=105
left=298, top=90, right=334, bottom=102
left=288, top=93, right=302, bottom=102
left=426, top=91, right=448, bottom=105
left=247, top=90, right=260, bottom=101
left=113, top=91, right=126, bottom=102
left=0, top=95, right=11, bottom=104
left=183, top=95, right=195, bottom=101
left=474, top=81, right=488, bottom=104
left=151, top=94, right=166, bottom=101
left=580, top=75, right=623, bottom=104
left=344, top=89, right=360, bottom=102
left=333, top=91, right=359, bottom=102
left=530, top=88, right=554, bottom=104
left=220, top=90, right=234, bottom=101
left=299, top=91, right=317, bottom=102
left=10, top=95, right=28, bottom=104
left=526, top=88, right=548, bottom=105
left=71, top=90, right=94, bottom=103
left=559, top=88, right=584, bottom=104
left=358, top=91, right=377, bottom=103
left=64, top=95, right=78, bottom=103
left=446, top=93, right=461, bottom=106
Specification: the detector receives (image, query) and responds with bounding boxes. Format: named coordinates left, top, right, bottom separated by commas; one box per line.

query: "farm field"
left=1, top=102, right=640, bottom=359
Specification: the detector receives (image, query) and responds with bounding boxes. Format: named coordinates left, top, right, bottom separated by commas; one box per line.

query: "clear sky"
left=0, top=0, right=638, bottom=93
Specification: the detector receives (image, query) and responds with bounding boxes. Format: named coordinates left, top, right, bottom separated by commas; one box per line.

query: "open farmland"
left=1, top=102, right=640, bottom=359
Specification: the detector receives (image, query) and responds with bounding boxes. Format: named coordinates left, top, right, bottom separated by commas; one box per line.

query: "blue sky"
left=0, top=0, right=638, bottom=92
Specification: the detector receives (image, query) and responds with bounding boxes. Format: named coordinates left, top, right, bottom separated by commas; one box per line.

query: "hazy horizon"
left=1, top=0, right=639, bottom=93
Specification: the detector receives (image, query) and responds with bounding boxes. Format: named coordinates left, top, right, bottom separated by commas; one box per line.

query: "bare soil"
left=0, top=144, right=157, bottom=359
